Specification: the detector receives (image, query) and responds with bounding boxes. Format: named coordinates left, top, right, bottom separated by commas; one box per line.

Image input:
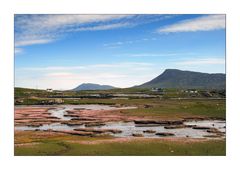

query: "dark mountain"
left=72, top=83, right=116, bottom=91
left=138, top=69, right=226, bottom=89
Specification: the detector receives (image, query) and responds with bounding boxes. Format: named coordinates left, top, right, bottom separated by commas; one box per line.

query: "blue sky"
left=15, top=14, right=226, bottom=90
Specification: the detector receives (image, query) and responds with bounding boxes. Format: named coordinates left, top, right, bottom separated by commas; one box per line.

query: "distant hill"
left=138, top=69, right=226, bottom=89
left=72, top=83, right=116, bottom=91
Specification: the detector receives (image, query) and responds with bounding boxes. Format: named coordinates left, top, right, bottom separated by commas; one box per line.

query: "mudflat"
left=15, top=98, right=226, bottom=156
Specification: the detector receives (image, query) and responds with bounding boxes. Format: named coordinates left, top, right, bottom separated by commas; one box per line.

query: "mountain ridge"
left=138, top=69, right=225, bottom=89
left=72, top=83, right=116, bottom=91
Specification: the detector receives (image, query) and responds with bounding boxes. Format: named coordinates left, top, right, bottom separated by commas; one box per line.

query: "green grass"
left=15, top=136, right=226, bottom=156
left=15, top=97, right=225, bottom=119
left=25, top=98, right=224, bottom=119
left=118, top=99, right=225, bottom=119
left=15, top=87, right=225, bottom=105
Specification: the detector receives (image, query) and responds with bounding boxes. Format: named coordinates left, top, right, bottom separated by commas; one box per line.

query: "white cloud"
left=25, top=15, right=130, bottom=30
left=21, top=66, right=86, bottom=71
left=157, top=15, right=225, bottom=33
left=121, top=52, right=195, bottom=57
left=15, top=48, right=23, bottom=54
left=45, top=72, right=75, bottom=77
left=19, top=62, right=154, bottom=72
left=72, top=22, right=131, bottom=31
left=15, top=39, right=54, bottom=47
left=15, top=15, right=177, bottom=49
left=15, top=15, right=134, bottom=47
left=16, top=15, right=131, bottom=32
left=103, top=37, right=158, bottom=48
left=176, top=58, right=225, bottom=65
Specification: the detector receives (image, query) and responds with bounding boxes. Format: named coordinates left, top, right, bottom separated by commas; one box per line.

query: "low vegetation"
left=15, top=131, right=225, bottom=156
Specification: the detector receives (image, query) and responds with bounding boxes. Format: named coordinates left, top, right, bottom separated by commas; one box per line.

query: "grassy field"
left=15, top=89, right=226, bottom=120
left=15, top=131, right=226, bottom=156
left=15, top=87, right=225, bottom=105
left=62, top=98, right=225, bottom=119
left=117, top=99, right=225, bottom=119
left=15, top=98, right=225, bottom=119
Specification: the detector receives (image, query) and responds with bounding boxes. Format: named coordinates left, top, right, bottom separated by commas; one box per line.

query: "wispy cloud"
left=15, top=15, right=132, bottom=32
left=15, top=15, right=134, bottom=48
left=18, top=62, right=155, bottom=72
left=176, top=58, right=225, bottom=65
left=117, top=52, right=195, bottom=57
left=103, top=37, right=158, bottom=48
left=20, top=66, right=86, bottom=71
left=71, top=22, right=131, bottom=31
left=15, top=39, right=54, bottom=47
left=14, top=48, right=23, bottom=54
left=157, top=15, right=225, bottom=33
left=15, top=14, right=176, bottom=49
left=45, top=72, right=75, bottom=77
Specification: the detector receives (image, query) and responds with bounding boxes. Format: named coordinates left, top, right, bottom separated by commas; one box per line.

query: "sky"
left=15, top=14, right=226, bottom=90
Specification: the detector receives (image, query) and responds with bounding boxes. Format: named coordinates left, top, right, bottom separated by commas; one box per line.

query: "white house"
left=46, top=88, right=53, bottom=92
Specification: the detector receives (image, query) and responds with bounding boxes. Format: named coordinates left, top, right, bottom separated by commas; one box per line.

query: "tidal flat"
left=14, top=95, right=226, bottom=156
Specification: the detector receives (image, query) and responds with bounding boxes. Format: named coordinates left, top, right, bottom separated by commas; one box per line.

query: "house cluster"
left=151, top=87, right=163, bottom=92
left=40, top=98, right=64, bottom=105
left=15, top=99, right=24, bottom=104
left=183, top=89, right=198, bottom=94
left=150, top=88, right=165, bottom=95
left=46, top=88, right=53, bottom=92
